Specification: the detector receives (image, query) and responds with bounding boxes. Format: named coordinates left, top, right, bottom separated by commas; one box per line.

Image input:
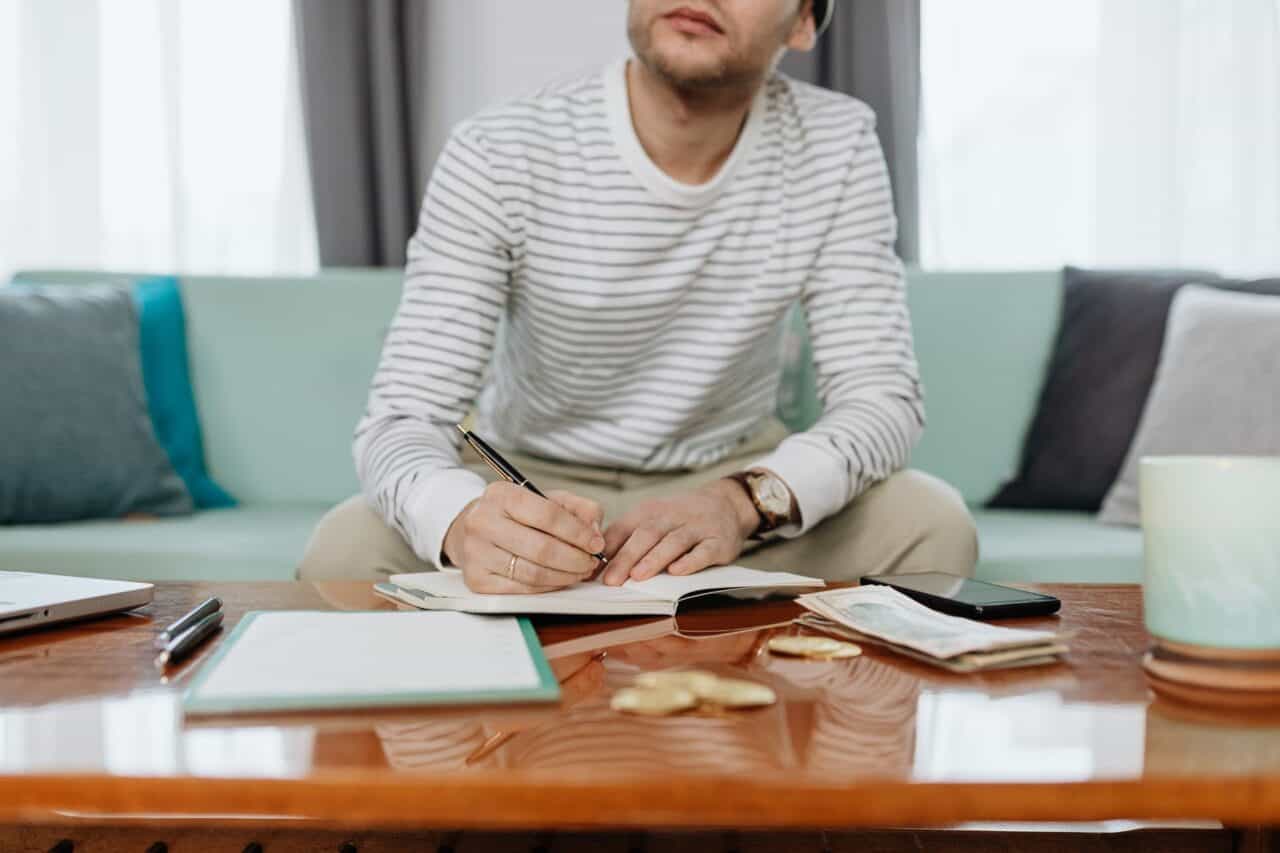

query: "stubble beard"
left=628, top=19, right=764, bottom=97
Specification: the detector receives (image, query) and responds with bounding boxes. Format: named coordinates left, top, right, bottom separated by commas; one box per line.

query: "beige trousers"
left=297, top=421, right=979, bottom=583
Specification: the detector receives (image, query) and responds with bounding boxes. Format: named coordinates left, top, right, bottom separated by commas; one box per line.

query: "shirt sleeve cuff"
left=401, top=467, right=490, bottom=569
left=749, top=438, right=848, bottom=539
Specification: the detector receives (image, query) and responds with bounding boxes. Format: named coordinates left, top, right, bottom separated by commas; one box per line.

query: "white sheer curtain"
left=0, top=0, right=318, bottom=281
left=920, top=0, right=1280, bottom=276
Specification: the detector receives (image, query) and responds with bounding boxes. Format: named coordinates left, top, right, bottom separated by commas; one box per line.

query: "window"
left=0, top=0, right=318, bottom=280
left=919, top=0, right=1280, bottom=275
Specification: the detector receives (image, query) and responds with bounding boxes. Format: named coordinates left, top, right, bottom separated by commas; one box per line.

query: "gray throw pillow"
left=1099, top=286, right=1280, bottom=526
left=0, top=284, right=194, bottom=523
left=988, top=267, right=1222, bottom=512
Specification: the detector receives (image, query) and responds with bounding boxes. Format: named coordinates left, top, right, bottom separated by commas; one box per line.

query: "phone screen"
left=870, top=573, right=1049, bottom=606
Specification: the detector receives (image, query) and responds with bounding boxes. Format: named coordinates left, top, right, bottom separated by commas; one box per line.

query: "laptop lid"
left=0, top=571, right=154, bottom=635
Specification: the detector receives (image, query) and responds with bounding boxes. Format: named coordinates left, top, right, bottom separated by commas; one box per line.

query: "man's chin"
left=647, top=49, right=735, bottom=89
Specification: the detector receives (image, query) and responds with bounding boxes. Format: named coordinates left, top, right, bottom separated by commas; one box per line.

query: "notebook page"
left=390, top=570, right=660, bottom=605
left=191, top=612, right=541, bottom=702
left=392, top=564, right=821, bottom=607
left=621, top=564, right=823, bottom=600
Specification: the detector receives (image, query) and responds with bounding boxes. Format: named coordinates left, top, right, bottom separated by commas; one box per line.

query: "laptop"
left=0, top=571, right=154, bottom=636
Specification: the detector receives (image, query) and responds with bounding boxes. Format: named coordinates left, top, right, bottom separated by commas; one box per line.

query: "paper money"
left=796, top=614, right=1068, bottom=673
left=796, top=585, right=1064, bottom=668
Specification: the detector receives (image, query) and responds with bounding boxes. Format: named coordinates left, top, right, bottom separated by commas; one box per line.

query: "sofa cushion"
left=973, top=509, right=1143, bottom=584
left=990, top=267, right=1220, bottom=513
left=0, top=284, right=193, bottom=523
left=11, top=269, right=405, bottom=507
left=1100, top=286, right=1280, bottom=526
left=0, top=506, right=326, bottom=582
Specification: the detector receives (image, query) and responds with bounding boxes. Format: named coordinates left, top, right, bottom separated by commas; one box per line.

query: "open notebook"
left=375, top=564, right=823, bottom=617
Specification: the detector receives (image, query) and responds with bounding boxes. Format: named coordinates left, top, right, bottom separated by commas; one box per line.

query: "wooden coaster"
left=1157, top=637, right=1280, bottom=664
left=1143, top=639, right=1280, bottom=710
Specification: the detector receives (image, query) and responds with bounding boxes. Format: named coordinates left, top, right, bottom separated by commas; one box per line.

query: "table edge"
left=3, top=772, right=1279, bottom=829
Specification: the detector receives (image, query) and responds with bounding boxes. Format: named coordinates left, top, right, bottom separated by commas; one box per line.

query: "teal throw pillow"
left=132, top=276, right=236, bottom=509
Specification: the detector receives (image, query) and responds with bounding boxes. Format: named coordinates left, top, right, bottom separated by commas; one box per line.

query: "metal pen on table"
left=154, top=611, right=224, bottom=670
left=456, top=424, right=609, bottom=566
left=155, top=596, right=222, bottom=648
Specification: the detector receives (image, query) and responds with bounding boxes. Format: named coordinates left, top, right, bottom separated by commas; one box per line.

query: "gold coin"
left=767, top=634, right=862, bottom=660
left=636, top=669, right=719, bottom=694
left=692, top=677, right=777, bottom=709
left=611, top=686, right=698, bottom=717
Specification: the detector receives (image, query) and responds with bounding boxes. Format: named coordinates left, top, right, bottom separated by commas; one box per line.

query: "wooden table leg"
left=1232, top=827, right=1279, bottom=853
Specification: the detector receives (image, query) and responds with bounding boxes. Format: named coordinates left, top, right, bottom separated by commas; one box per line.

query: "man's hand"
left=600, top=479, right=759, bottom=585
left=442, top=483, right=606, bottom=594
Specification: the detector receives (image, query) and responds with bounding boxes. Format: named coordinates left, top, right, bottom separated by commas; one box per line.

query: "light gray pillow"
left=0, top=284, right=194, bottom=523
left=1099, top=285, right=1280, bottom=526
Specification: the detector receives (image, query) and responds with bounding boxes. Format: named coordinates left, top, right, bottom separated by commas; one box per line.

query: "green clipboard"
left=183, top=610, right=560, bottom=715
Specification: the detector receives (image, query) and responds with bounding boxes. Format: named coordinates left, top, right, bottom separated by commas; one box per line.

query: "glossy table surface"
left=1, top=582, right=1278, bottom=830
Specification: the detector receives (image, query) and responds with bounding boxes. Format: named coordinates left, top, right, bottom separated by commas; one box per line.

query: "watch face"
left=752, top=474, right=792, bottom=515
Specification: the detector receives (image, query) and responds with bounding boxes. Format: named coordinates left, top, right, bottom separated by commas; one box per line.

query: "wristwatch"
left=727, top=469, right=797, bottom=536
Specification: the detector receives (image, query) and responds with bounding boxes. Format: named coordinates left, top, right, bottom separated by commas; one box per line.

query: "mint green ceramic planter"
left=1140, top=456, right=1280, bottom=650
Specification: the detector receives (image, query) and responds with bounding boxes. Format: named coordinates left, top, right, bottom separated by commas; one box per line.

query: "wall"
left=420, top=0, right=630, bottom=173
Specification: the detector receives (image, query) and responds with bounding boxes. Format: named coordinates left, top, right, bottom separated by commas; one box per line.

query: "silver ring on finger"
left=506, top=553, right=519, bottom=580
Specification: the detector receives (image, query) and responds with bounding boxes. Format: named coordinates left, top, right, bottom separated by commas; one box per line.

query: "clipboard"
left=183, top=610, right=560, bottom=715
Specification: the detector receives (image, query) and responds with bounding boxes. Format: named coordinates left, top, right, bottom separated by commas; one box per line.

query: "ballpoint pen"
left=155, top=596, right=222, bottom=648
left=457, top=424, right=609, bottom=565
left=154, top=610, right=224, bottom=669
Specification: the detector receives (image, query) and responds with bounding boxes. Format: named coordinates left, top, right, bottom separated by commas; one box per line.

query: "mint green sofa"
left=2, top=269, right=1142, bottom=584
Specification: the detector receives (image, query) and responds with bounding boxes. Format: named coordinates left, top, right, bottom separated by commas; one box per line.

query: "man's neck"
left=625, top=59, right=761, bottom=186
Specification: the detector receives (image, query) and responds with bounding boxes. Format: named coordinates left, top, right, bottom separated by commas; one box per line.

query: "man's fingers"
left=603, top=526, right=664, bottom=586
left=546, top=490, right=605, bottom=531
left=470, top=571, right=563, bottom=595
left=498, top=484, right=605, bottom=555
left=468, top=541, right=576, bottom=594
left=630, top=527, right=699, bottom=581
left=496, top=517, right=599, bottom=579
left=603, top=517, right=639, bottom=557
left=668, top=541, right=721, bottom=577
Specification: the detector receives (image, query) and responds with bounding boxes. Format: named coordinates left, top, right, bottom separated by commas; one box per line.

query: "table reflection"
left=6, top=610, right=1280, bottom=788
left=369, top=632, right=1153, bottom=781
left=800, top=656, right=919, bottom=776
left=913, top=690, right=1146, bottom=782
left=0, top=691, right=313, bottom=777
left=1145, top=700, right=1280, bottom=776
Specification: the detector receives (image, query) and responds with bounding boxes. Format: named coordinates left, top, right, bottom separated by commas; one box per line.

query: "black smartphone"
left=860, top=573, right=1061, bottom=620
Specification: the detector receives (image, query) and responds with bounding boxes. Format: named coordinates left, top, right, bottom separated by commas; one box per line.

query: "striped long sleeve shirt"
left=355, top=58, right=925, bottom=568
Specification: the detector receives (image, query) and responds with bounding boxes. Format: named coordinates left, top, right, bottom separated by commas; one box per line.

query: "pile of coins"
left=766, top=634, right=863, bottom=660
left=611, top=669, right=777, bottom=717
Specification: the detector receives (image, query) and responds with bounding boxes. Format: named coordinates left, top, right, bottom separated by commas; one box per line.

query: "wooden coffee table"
left=0, top=582, right=1276, bottom=853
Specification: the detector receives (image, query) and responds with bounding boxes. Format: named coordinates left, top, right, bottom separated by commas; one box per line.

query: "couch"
left=1, top=268, right=1143, bottom=584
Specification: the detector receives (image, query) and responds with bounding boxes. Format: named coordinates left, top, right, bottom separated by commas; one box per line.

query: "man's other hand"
left=601, top=480, right=758, bottom=585
left=443, top=483, right=606, bottom=594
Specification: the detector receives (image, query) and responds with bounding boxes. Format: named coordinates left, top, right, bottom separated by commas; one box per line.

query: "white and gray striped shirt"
left=355, top=58, right=924, bottom=567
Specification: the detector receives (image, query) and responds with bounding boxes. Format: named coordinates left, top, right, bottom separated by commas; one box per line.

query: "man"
left=300, top=0, right=978, bottom=592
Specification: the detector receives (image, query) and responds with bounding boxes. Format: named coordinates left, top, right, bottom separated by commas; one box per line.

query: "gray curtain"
left=780, top=0, right=922, bottom=262
left=293, top=0, right=429, bottom=267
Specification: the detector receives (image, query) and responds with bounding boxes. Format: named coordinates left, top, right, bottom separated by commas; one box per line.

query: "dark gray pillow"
left=0, top=284, right=194, bottom=523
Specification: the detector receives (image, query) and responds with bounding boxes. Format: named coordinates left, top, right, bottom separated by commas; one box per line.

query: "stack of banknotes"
left=795, top=585, right=1068, bottom=672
